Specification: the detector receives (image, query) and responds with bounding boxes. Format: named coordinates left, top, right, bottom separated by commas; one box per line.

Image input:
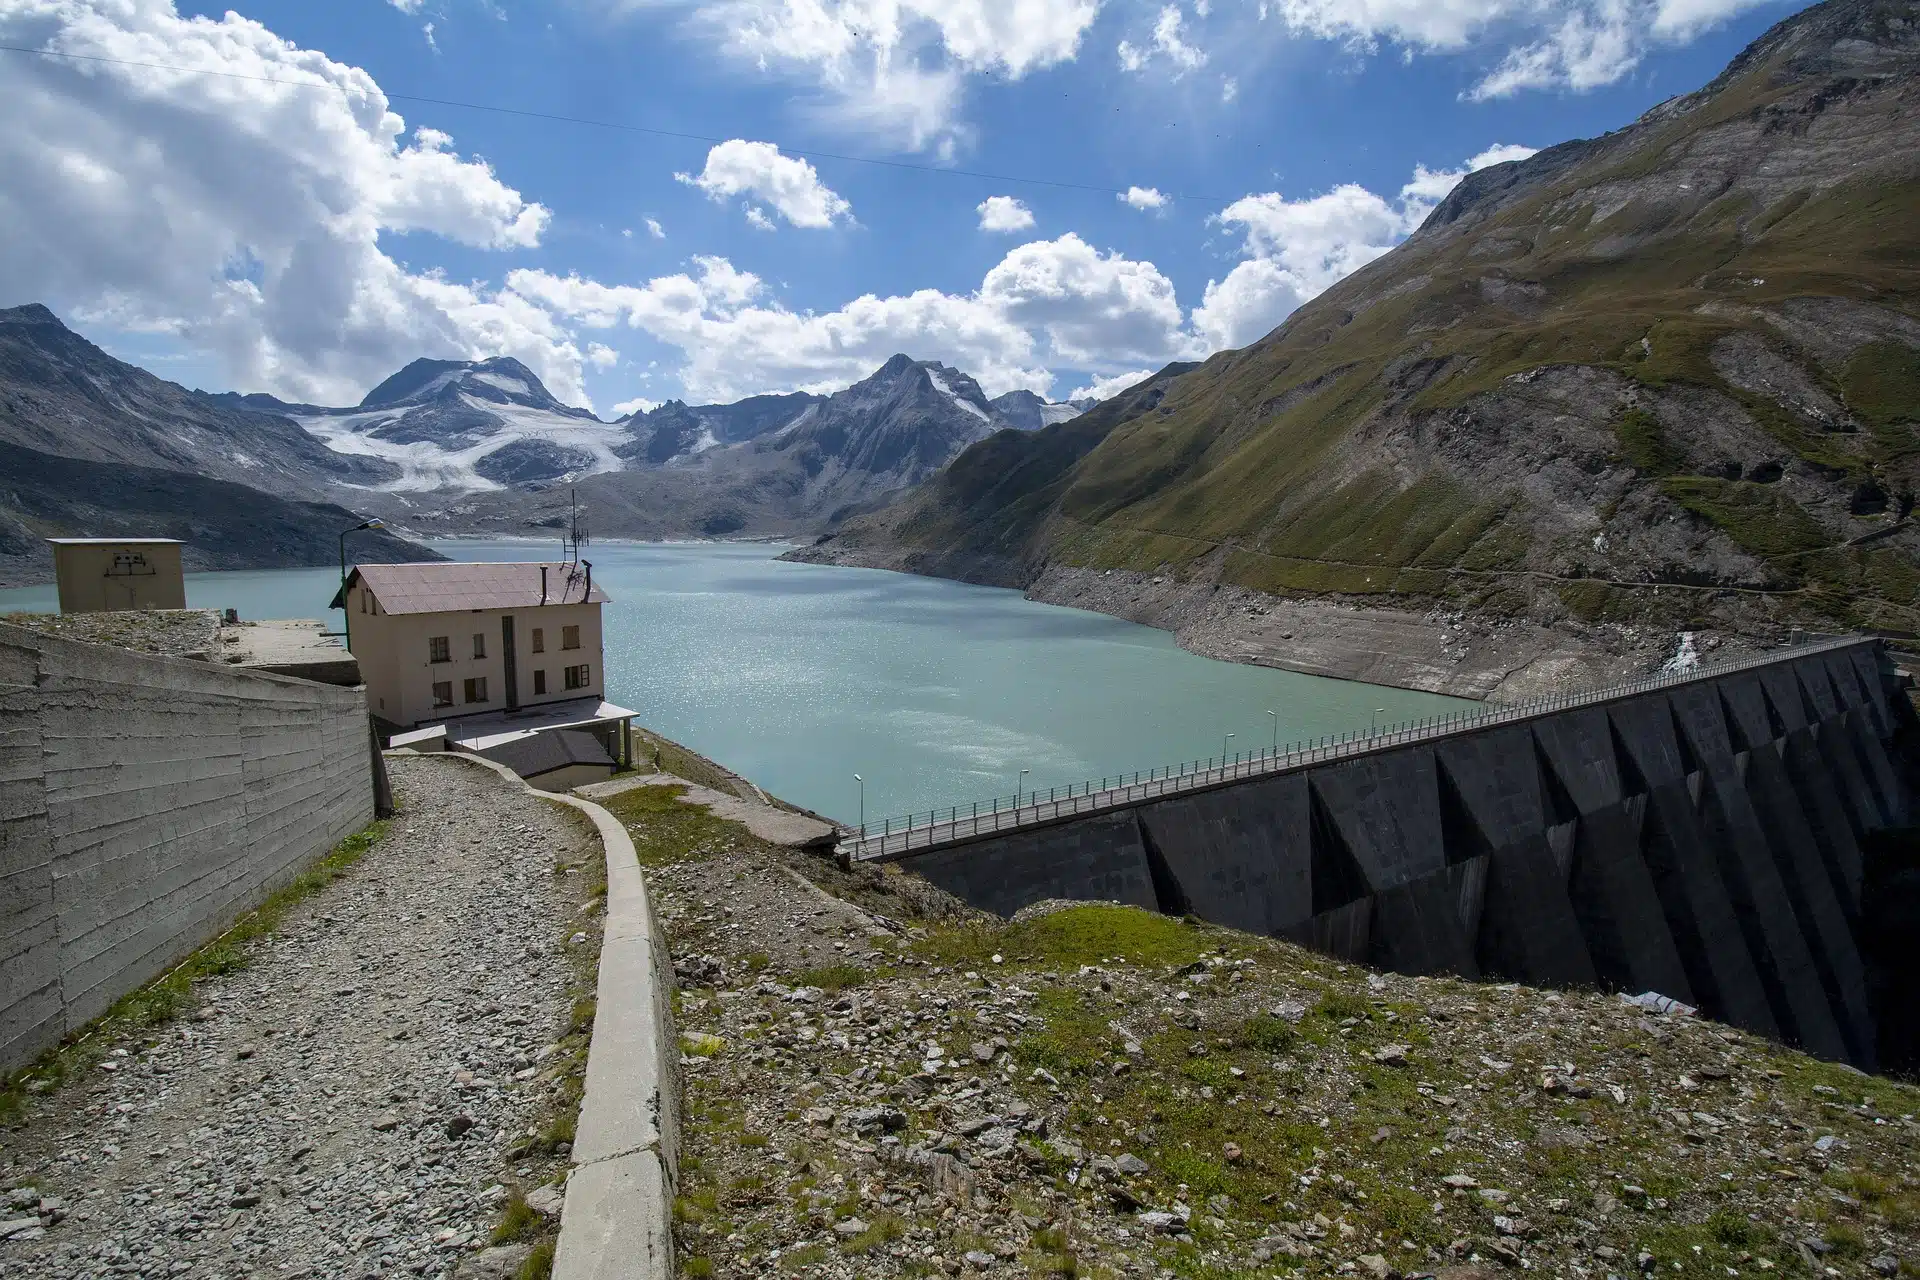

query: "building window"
left=464, top=677, right=488, bottom=704
left=429, top=636, right=451, bottom=664
left=562, top=625, right=581, bottom=651
left=564, top=663, right=590, bottom=691
left=533, top=670, right=547, bottom=695
left=432, top=681, right=453, bottom=708
left=531, top=628, right=545, bottom=654
left=473, top=632, right=486, bottom=659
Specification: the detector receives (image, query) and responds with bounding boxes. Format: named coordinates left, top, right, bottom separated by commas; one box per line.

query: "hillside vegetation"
left=801, top=0, right=1920, bottom=645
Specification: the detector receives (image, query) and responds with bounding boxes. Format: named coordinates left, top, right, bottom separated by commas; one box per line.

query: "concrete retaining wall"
left=893, top=640, right=1915, bottom=1071
left=0, top=621, right=375, bottom=1072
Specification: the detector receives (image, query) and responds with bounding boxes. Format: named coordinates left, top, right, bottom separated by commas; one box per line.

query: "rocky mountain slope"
left=0, top=306, right=442, bottom=585
left=794, top=0, right=1920, bottom=699
left=0, top=440, right=444, bottom=588
left=0, top=304, right=393, bottom=492
left=988, top=388, right=1098, bottom=431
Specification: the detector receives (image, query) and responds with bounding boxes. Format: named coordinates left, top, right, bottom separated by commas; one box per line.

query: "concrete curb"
left=396, top=752, right=678, bottom=1278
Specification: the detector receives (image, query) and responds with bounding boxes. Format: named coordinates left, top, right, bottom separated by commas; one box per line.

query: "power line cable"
left=0, top=42, right=1232, bottom=204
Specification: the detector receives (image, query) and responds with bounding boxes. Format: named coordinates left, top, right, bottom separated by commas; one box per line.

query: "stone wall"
left=0, top=621, right=374, bottom=1072
left=894, top=641, right=1914, bottom=1071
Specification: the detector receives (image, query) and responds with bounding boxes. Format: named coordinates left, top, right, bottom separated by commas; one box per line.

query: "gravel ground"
left=0, top=755, right=602, bottom=1280
left=1, top=609, right=222, bottom=657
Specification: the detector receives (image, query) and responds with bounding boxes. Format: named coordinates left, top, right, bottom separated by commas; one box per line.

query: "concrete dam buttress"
left=868, top=639, right=1917, bottom=1071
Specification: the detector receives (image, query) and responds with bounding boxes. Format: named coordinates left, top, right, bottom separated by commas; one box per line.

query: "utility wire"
left=0, top=42, right=1231, bottom=204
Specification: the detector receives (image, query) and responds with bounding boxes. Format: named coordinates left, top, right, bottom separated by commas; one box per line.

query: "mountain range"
left=0, top=300, right=1094, bottom=581
left=794, top=0, right=1920, bottom=697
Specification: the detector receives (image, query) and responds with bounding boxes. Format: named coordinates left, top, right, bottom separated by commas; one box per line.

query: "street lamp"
left=337, top=517, right=385, bottom=648
left=1223, top=732, right=1235, bottom=767
left=853, top=774, right=864, bottom=834
left=1017, top=768, right=1030, bottom=809
left=1371, top=707, right=1385, bottom=733
left=1267, top=710, right=1277, bottom=757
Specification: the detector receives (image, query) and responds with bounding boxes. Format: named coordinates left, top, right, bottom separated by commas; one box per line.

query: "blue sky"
left=0, top=0, right=1805, bottom=414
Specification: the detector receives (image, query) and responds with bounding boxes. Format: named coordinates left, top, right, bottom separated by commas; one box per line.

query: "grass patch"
left=793, top=963, right=868, bottom=993
left=915, top=904, right=1215, bottom=972
left=840, top=1211, right=906, bottom=1253
left=599, top=782, right=778, bottom=869
left=0, top=818, right=390, bottom=1121
left=630, top=726, right=742, bottom=793
left=1614, top=409, right=1686, bottom=476
left=491, top=1192, right=541, bottom=1245
left=780, top=1244, right=828, bottom=1270
left=1659, top=476, right=1832, bottom=559
left=514, top=1239, right=555, bottom=1280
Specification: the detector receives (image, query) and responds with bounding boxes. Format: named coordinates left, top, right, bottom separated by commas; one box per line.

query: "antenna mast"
left=561, top=488, right=589, bottom=566
left=559, top=489, right=590, bottom=600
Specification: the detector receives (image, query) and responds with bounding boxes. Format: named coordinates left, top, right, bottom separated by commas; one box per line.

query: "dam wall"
left=0, top=622, right=375, bottom=1072
left=883, top=639, right=1914, bottom=1070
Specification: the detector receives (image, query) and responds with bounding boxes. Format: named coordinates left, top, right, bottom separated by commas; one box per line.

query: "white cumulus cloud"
left=1265, top=0, right=1781, bottom=99
left=1120, top=186, right=1170, bottom=211
left=1067, top=369, right=1152, bottom=401
left=1191, top=142, right=1535, bottom=350
left=977, top=195, right=1036, bottom=232
left=688, top=0, right=1102, bottom=152
left=676, top=139, right=852, bottom=228
left=611, top=396, right=660, bottom=417
left=0, top=0, right=586, bottom=406
left=644, top=217, right=666, bottom=239
left=510, top=234, right=1198, bottom=403
left=1118, top=4, right=1207, bottom=74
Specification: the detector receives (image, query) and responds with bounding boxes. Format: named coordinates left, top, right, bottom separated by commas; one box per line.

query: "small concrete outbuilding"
left=476, top=728, right=617, bottom=792
left=47, top=538, right=185, bottom=613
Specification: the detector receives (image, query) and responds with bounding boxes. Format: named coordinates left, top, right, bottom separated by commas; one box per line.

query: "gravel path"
left=0, top=755, right=601, bottom=1280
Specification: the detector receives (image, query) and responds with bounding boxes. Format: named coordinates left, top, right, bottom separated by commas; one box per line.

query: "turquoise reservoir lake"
left=0, top=541, right=1473, bottom=824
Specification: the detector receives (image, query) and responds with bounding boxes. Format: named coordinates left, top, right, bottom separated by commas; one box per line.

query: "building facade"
left=333, top=561, right=609, bottom=733
left=48, top=538, right=186, bottom=613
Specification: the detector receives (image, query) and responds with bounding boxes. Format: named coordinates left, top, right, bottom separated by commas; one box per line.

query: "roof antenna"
left=558, top=488, right=590, bottom=602
left=562, top=488, right=589, bottom=569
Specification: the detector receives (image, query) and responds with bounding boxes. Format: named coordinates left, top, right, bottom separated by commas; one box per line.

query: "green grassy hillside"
left=807, top=0, right=1920, bottom=639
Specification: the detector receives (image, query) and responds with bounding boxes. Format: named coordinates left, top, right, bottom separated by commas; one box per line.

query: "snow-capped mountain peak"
left=294, top=357, right=619, bottom=492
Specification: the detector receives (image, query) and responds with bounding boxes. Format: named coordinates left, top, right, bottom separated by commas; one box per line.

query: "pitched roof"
left=330, top=561, right=608, bottom=613
left=475, top=728, right=614, bottom=779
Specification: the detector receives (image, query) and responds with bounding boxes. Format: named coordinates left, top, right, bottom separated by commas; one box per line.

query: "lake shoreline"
left=780, top=544, right=1770, bottom=701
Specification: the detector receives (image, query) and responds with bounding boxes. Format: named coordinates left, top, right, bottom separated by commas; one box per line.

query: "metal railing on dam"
left=854, top=634, right=1915, bottom=1071
left=841, top=635, right=1874, bottom=863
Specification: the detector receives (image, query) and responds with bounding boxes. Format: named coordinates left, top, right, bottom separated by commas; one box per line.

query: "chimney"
left=540, top=565, right=548, bottom=606
left=582, top=559, right=592, bottom=602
